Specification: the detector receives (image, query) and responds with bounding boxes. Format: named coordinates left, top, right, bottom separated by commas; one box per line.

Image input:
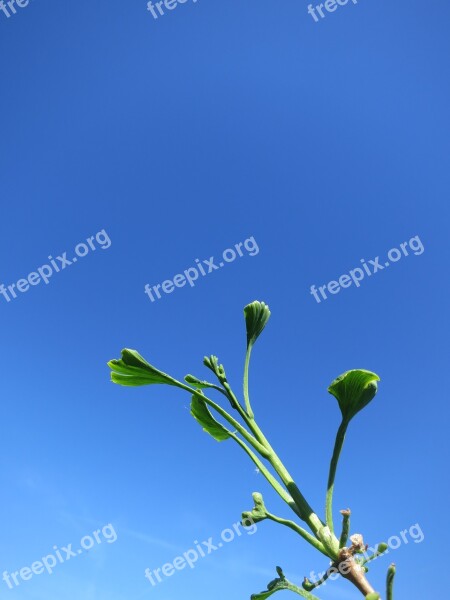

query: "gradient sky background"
left=0, top=1, right=449, bottom=599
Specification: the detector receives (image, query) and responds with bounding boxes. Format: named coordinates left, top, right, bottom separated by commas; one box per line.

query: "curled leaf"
left=328, top=369, right=380, bottom=422
left=190, top=393, right=231, bottom=442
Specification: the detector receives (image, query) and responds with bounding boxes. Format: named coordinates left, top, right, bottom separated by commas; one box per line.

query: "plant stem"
left=386, top=563, right=396, bottom=600
left=238, top=341, right=339, bottom=555
left=303, top=565, right=334, bottom=591
left=221, top=380, right=256, bottom=427
left=187, top=379, right=340, bottom=557
left=362, top=547, right=387, bottom=566
left=245, top=418, right=340, bottom=558
left=339, top=509, right=351, bottom=548
left=228, top=432, right=302, bottom=519
left=179, top=382, right=270, bottom=457
left=265, top=512, right=328, bottom=557
left=245, top=419, right=315, bottom=519
left=338, top=548, right=376, bottom=596
left=326, top=419, right=348, bottom=535
left=243, top=344, right=254, bottom=419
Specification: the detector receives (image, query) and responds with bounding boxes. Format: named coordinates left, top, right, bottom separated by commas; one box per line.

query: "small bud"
left=350, top=533, right=365, bottom=553
left=252, top=492, right=265, bottom=508
left=302, top=577, right=316, bottom=591
left=242, top=492, right=268, bottom=523
left=203, top=355, right=227, bottom=381
left=244, top=301, right=271, bottom=347
left=377, top=542, right=388, bottom=554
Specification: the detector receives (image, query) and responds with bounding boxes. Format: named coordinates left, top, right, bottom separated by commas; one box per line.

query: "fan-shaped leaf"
left=108, top=349, right=179, bottom=387
left=328, top=369, right=380, bottom=422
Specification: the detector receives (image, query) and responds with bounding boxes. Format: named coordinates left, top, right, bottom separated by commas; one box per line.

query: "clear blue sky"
left=0, top=1, right=449, bottom=599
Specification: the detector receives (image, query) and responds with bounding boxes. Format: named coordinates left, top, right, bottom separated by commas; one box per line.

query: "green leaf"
left=190, top=393, right=231, bottom=442
left=328, top=369, right=380, bottom=422
left=108, top=349, right=180, bottom=387
left=244, top=301, right=271, bottom=347
left=110, top=373, right=164, bottom=387
left=251, top=567, right=320, bottom=600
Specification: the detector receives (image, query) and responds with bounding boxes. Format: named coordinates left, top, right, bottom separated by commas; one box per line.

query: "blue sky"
left=0, top=0, right=449, bottom=599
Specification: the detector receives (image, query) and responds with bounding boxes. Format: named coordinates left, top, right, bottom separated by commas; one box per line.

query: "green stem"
left=303, top=566, right=334, bottom=591
left=216, top=378, right=319, bottom=534
left=183, top=380, right=322, bottom=541
left=248, top=419, right=339, bottom=558
left=221, top=380, right=255, bottom=425
left=228, top=432, right=301, bottom=518
left=250, top=422, right=322, bottom=525
left=362, top=546, right=388, bottom=566
left=243, top=343, right=254, bottom=418
left=339, top=509, right=351, bottom=548
left=253, top=568, right=322, bottom=600
left=326, top=419, right=348, bottom=535
left=386, top=564, right=396, bottom=600
left=265, top=512, right=328, bottom=557
left=187, top=376, right=323, bottom=540
left=239, top=342, right=334, bottom=552
left=184, top=378, right=339, bottom=557
left=179, top=382, right=270, bottom=458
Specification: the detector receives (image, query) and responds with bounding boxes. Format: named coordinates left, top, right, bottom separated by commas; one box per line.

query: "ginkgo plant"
left=108, top=301, right=396, bottom=600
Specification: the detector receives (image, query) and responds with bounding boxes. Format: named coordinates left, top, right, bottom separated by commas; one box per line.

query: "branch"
left=326, top=420, right=348, bottom=534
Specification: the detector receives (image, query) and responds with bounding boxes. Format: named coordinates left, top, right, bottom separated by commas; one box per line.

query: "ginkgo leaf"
left=328, top=369, right=380, bottom=422
left=108, top=349, right=180, bottom=387
left=190, top=393, right=231, bottom=442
